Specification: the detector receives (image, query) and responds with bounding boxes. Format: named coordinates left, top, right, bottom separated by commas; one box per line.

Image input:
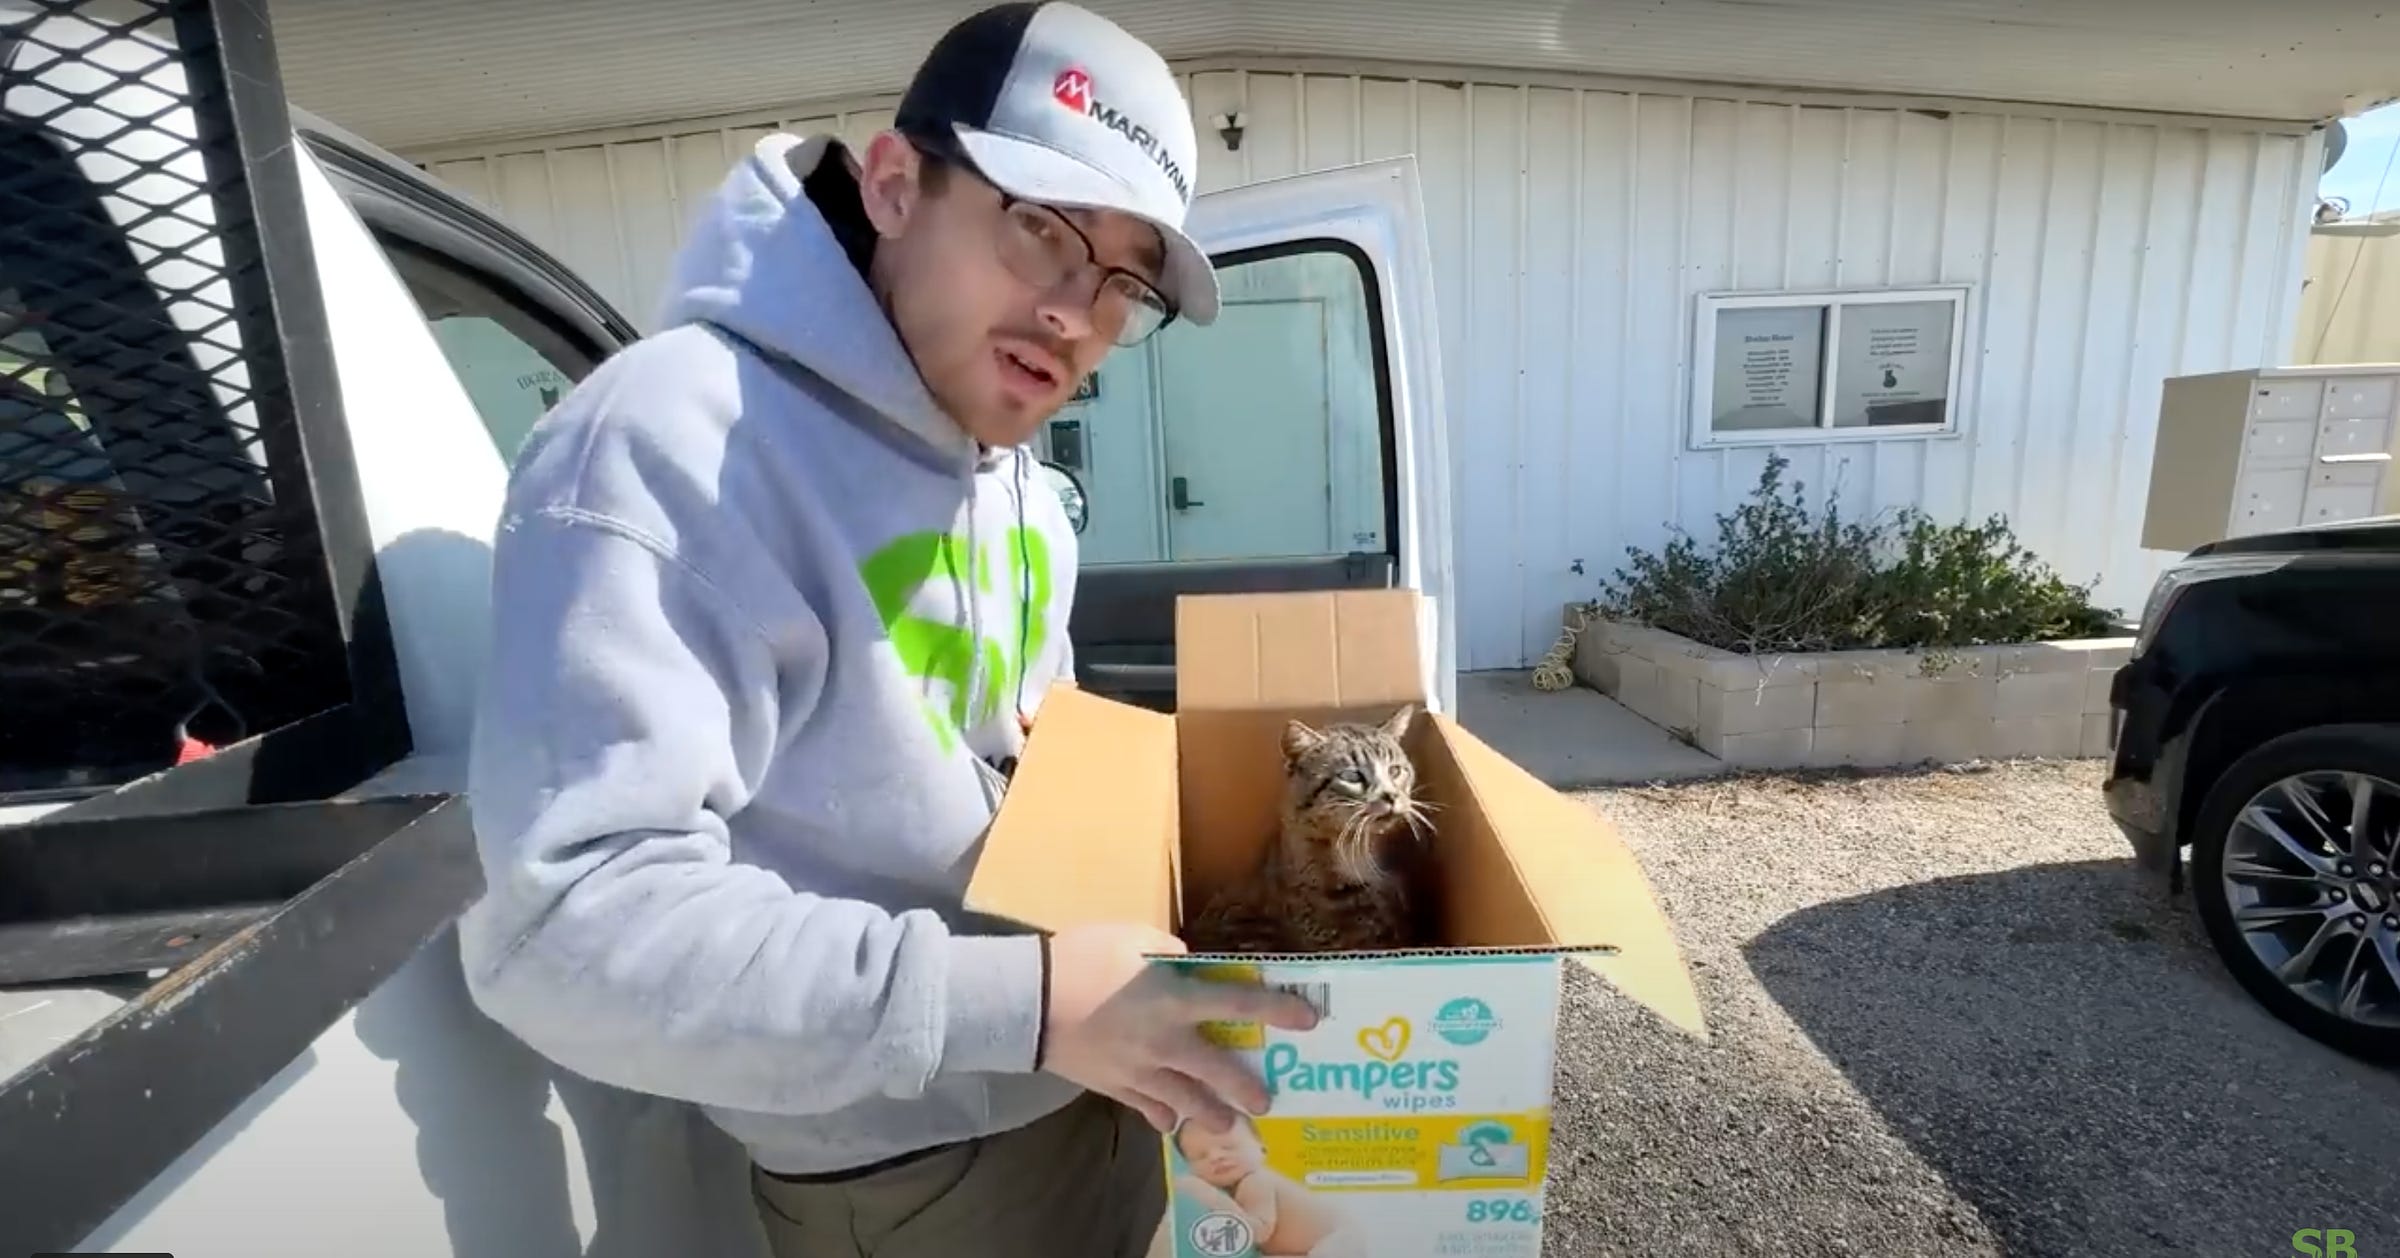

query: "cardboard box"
left=967, top=589, right=1705, bottom=1258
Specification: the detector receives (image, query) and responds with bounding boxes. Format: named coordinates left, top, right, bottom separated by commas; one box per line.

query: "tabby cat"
left=1183, top=704, right=1438, bottom=954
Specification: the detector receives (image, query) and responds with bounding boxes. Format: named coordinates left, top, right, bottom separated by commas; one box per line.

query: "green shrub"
left=1592, top=455, right=2118, bottom=655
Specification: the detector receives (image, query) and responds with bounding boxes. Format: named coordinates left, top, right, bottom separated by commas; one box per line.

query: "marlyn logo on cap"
left=1053, top=67, right=1093, bottom=112
left=1048, top=65, right=1191, bottom=205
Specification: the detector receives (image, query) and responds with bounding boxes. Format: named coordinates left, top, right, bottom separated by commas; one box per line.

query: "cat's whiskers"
left=1329, top=803, right=1385, bottom=886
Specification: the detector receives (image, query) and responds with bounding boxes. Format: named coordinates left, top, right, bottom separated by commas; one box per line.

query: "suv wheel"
left=2190, top=724, right=2400, bottom=1061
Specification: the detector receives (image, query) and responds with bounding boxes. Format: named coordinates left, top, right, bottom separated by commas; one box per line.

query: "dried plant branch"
left=1592, top=455, right=2118, bottom=656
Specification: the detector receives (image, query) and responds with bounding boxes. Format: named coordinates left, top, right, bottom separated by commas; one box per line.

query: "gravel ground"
left=1541, top=758, right=2400, bottom=1258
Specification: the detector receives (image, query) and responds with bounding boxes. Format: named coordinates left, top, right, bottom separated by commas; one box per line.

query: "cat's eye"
left=1337, top=768, right=1368, bottom=790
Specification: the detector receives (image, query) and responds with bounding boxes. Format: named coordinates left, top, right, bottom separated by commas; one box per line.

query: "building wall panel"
left=418, top=68, right=2319, bottom=669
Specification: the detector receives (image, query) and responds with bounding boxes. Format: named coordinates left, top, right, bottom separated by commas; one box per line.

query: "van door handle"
left=1170, top=476, right=1204, bottom=511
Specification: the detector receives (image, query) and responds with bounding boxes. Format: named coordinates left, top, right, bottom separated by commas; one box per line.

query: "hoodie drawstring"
left=967, top=450, right=1037, bottom=739
left=964, top=462, right=981, bottom=731
left=1013, top=451, right=1030, bottom=726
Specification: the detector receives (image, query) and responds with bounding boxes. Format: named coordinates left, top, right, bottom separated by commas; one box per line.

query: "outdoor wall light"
left=1214, top=110, right=1245, bottom=151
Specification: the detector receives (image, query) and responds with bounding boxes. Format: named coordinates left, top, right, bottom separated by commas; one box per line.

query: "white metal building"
left=277, top=1, right=2400, bottom=671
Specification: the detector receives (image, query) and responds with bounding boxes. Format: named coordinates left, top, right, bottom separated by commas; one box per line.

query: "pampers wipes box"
left=965, top=589, right=1707, bottom=1258
left=1158, top=958, right=1572, bottom=1258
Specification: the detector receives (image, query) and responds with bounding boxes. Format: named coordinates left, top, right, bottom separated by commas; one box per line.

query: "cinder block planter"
left=1566, top=609, right=2134, bottom=771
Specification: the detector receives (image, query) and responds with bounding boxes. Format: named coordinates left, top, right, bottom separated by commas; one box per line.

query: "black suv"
left=2105, top=516, right=2400, bottom=1059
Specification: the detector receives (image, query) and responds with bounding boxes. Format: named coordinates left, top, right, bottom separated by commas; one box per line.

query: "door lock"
left=1170, top=476, right=1204, bottom=511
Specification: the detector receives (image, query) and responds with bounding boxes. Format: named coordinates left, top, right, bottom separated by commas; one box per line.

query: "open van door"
left=1051, top=156, right=1458, bottom=717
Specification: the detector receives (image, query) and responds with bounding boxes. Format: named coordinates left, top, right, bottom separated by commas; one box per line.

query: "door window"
left=376, top=237, right=597, bottom=464
left=1053, top=243, right=1392, bottom=566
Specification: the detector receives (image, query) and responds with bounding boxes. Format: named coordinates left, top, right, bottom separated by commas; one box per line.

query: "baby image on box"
left=1169, top=1113, right=1369, bottom=1258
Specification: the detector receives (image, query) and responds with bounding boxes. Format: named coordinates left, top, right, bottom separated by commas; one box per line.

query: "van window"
left=377, top=237, right=597, bottom=464
left=1047, top=243, right=1392, bottom=567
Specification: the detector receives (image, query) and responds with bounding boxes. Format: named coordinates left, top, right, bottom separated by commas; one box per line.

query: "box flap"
left=1174, top=589, right=1429, bottom=713
left=962, top=684, right=1177, bottom=935
left=1429, top=715, right=1708, bottom=1039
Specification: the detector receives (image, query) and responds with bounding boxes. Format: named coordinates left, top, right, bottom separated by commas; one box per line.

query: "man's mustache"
left=996, top=327, right=1075, bottom=363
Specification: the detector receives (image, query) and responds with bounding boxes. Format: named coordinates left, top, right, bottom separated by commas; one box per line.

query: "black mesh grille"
left=2, top=0, right=350, bottom=794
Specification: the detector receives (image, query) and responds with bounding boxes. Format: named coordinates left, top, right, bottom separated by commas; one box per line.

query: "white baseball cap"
left=894, top=1, right=1219, bottom=327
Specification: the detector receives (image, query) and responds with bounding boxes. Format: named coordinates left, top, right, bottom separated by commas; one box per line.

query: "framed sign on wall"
left=1688, top=285, right=1971, bottom=449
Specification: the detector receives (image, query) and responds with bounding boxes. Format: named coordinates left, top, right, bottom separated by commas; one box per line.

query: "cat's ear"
left=1381, top=704, right=1419, bottom=741
left=1282, top=718, right=1324, bottom=761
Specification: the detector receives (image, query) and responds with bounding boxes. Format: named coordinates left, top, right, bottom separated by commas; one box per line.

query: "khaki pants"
left=750, top=1092, right=1168, bottom=1258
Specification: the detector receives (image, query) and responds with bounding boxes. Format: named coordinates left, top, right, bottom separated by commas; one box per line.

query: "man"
left=453, top=4, right=1319, bottom=1256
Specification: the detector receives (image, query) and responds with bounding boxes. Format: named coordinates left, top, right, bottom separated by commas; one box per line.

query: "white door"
left=1174, top=155, right=1458, bottom=713
left=1157, top=296, right=1333, bottom=561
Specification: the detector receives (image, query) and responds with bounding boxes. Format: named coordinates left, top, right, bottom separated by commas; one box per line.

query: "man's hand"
left=1038, top=923, right=1319, bottom=1133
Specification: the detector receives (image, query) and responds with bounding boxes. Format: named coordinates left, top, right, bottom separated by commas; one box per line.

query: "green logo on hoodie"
left=857, top=525, right=1055, bottom=754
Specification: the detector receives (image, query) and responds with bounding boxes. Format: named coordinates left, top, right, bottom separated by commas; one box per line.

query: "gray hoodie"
left=456, top=131, right=1085, bottom=1175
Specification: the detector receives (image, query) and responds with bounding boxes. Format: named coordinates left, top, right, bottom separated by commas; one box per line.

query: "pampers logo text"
left=1263, top=1017, right=1464, bottom=1113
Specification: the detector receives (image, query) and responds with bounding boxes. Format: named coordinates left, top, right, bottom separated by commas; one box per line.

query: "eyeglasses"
left=987, top=195, right=1175, bottom=348
left=906, top=132, right=1178, bottom=347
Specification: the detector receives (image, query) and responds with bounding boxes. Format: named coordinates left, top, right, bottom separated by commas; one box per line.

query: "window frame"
left=375, top=234, right=605, bottom=458
left=378, top=236, right=601, bottom=378
left=298, top=122, right=637, bottom=364
left=1118, top=235, right=1399, bottom=567
left=300, top=125, right=636, bottom=463
left=1688, top=284, right=1971, bottom=450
